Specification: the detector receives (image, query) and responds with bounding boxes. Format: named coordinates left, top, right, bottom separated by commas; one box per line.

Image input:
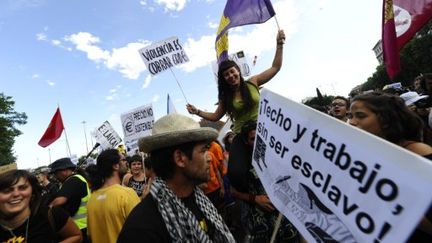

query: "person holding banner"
left=186, top=29, right=285, bottom=134
left=349, top=92, right=432, bottom=241
left=229, top=120, right=300, bottom=243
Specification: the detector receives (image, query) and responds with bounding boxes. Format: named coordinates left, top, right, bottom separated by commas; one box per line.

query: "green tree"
left=0, top=93, right=27, bottom=165
left=303, top=95, right=334, bottom=108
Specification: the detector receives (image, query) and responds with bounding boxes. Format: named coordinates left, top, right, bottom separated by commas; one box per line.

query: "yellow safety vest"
left=65, top=174, right=91, bottom=229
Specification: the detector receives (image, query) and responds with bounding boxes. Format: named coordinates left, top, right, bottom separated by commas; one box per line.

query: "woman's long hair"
left=217, top=60, right=254, bottom=118
left=0, top=170, right=43, bottom=218
left=351, top=92, right=424, bottom=144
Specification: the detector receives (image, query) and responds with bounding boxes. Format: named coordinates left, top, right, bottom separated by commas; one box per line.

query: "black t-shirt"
left=56, top=175, right=88, bottom=216
left=41, top=182, right=59, bottom=206
left=117, top=193, right=214, bottom=242
left=0, top=206, right=69, bottom=243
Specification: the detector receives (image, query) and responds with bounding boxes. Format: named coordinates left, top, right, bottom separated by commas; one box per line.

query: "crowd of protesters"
left=1, top=26, right=432, bottom=242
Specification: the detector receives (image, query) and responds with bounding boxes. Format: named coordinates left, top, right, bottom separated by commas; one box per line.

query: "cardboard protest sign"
left=212, top=50, right=251, bottom=80
left=138, top=36, right=189, bottom=76
left=120, top=104, right=154, bottom=154
left=252, top=88, right=432, bottom=243
left=93, top=121, right=122, bottom=150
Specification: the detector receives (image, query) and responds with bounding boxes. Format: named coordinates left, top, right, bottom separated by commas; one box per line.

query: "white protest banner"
left=138, top=36, right=189, bottom=76
left=120, top=104, right=154, bottom=154
left=211, top=50, right=251, bottom=80
left=93, top=121, right=122, bottom=149
left=253, top=88, right=432, bottom=243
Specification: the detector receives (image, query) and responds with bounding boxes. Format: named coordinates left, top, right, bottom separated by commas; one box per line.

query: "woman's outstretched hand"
left=186, top=103, right=199, bottom=115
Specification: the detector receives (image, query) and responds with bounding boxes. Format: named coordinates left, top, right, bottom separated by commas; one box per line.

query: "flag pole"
left=56, top=103, right=71, bottom=157
left=274, top=15, right=281, bottom=30
left=63, top=128, right=72, bottom=157
left=48, top=148, right=52, bottom=164
left=168, top=67, right=189, bottom=104
left=274, top=16, right=285, bottom=45
left=270, top=213, right=283, bottom=243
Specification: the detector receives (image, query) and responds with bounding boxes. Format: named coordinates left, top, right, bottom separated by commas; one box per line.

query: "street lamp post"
left=82, top=121, right=89, bottom=154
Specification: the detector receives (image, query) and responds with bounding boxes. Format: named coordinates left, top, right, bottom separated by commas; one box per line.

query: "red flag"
left=382, top=0, right=432, bottom=79
left=393, top=0, right=432, bottom=49
left=38, top=108, right=64, bottom=147
left=382, top=0, right=400, bottom=79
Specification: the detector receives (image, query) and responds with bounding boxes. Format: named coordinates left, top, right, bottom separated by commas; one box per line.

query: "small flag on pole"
left=167, top=94, right=177, bottom=114
left=215, top=0, right=276, bottom=63
left=38, top=108, right=64, bottom=147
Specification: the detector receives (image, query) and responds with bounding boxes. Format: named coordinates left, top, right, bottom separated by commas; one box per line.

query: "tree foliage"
left=0, top=93, right=27, bottom=165
left=303, top=95, right=334, bottom=109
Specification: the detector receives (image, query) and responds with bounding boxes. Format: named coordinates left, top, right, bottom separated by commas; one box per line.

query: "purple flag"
left=215, top=0, right=275, bottom=63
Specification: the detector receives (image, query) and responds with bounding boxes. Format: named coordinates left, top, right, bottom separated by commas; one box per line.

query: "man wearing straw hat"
left=118, top=114, right=235, bottom=242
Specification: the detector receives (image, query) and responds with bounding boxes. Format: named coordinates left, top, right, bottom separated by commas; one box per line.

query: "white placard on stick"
left=120, top=104, right=154, bottom=154
left=93, top=121, right=122, bottom=149
left=138, top=36, right=189, bottom=76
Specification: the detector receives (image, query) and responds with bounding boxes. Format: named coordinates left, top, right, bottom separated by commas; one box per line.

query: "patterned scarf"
left=150, top=177, right=235, bottom=243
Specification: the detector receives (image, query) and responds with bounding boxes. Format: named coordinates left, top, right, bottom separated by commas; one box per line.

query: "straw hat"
left=139, top=114, right=218, bottom=153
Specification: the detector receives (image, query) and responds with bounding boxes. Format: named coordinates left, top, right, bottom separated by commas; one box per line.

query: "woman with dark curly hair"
left=349, top=91, right=432, bottom=157
left=348, top=91, right=432, bottom=242
left=186, top=30, right=285, bottom=134
left=0, top=170, right=81, bottom=243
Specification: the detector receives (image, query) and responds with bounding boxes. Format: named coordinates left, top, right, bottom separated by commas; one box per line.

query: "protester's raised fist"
left=277, top=30, right=285, bottom=45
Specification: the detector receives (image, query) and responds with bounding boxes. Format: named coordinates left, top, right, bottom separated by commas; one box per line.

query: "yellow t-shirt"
left=87, top=184, right=140, bottom=243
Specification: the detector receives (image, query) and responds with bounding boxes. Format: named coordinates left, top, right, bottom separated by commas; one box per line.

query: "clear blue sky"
left=0, top=0, right=382, bottom=169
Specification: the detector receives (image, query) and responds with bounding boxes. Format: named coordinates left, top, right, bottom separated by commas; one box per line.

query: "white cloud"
left=46, top=80, right=55, bottom=86
left=152, top=94, right=160, bottom=103
left=181, top=35, right=215, bottom=72
left=208, top=21, right=219, bottom=29
left=105, top=42, right=149, bottom=79
left=142, top=75, right=152, bottom=89
left=62, top=32, right=149, bottom=79
left=139, top=0, right=147, bottom=6
left=155, top=0, right=186, bottom=11
left=51, top=39, right=61, bottom=46
left=31, top=74, right=40, bottom=79
left=65, top=32, right=110, bottom=62
left=36, top=33, right=47, bottom=41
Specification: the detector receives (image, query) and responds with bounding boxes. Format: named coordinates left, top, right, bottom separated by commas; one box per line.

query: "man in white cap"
left=118, top=114, right=235, bottom=243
